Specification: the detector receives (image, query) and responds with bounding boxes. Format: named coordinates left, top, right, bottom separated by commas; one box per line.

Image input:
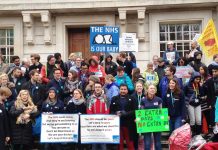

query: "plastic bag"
left=169, top=123, right=192, bottom=150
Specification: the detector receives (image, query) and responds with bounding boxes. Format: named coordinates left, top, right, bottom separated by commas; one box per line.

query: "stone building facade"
left=0, top=0, right=218, bottom=70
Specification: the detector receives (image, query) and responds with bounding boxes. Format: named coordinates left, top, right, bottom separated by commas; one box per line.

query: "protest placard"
left=80, top=115, right=120, bottom=144
left=166, top=52, right=175, bottom=62
left=90, top=26, right=119, bottom=53
left=40, top=114, right=79, bottom=143
left=119, top=33, right=138, bottom=52
left=135, top=108, right=169, bottom=133
left=175, top=66, right=193, bottom=79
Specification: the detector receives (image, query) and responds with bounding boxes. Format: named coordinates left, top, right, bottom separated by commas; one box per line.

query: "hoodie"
left=189, top=51, right=206, bottom=72
left=105, top=54, right=118, bottom=76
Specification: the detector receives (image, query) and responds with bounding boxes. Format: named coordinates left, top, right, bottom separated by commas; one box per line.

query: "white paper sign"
left=119, top=33, right=138, bottom=52
left=80, top=115, right=120, bottom=144
left=166, top=52, right=175, bottom=62
left=40, top=114, right=79, bottom=143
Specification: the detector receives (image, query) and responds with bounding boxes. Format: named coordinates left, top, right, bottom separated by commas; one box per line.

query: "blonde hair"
left=74, top=89, right=85, bottom=100
left=147, top=84, right=157, bottom=93
left=0, top=73, right=8, bottom=81
left=68, top=53, right=76, bottom=60
left=15, top=90, right=35, bottom=109
left=105, top=74, right=115, bottom=82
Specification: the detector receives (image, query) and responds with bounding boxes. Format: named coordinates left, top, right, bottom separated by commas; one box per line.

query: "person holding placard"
left=86, top=82, right=109, bottom=150
left=65, top=89, right=87, bottom=150
left=41, top=87, right=64, bottom=150
left=163, top=41, right=179, bottom=66
left=141, top=84, right=162, bottom=150
left=163, top=78, right=186, bottom=133
left=110, top=84, right=136, bottom=150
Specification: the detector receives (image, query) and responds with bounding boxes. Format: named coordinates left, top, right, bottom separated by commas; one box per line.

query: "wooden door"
left=68, top=28, right=98, bottom=63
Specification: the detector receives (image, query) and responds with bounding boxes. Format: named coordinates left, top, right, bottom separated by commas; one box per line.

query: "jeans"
left=92, top=144, right=106, bottom=150
left=169, top=116, right=182, bottom=133
left=188, top=105, right=201, bottom=125
left=144, top=132, right=161, bottom=150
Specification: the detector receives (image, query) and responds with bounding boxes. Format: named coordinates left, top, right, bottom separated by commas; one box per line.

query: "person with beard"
left=6, top=56, right=21, bottom=74
left=0, top=87, right=12, bottom=150
left=78, top=63, right=90, bottom=93
left=8, top=67, right=26, bottom=95
left=54, top=53, right=67, bottom=77
left=104, top=54, right=117, bottom=77
left=189, top=51, right=206, bottom=72
left=41, top=55, right=63, bottom=84
left=41, top=87, right=64, bottom=150
left=65, top=89, right=87, bottom=150
left=63, top=70, right=81, bottom=99
left=110, top=84, right=136, bottom=150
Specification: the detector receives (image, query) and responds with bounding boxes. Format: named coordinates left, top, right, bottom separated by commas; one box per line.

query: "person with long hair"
left=64, top=70, right=81, bottom=98
left=141, top=84, right=162, bottom=150
left=132, top=68, right=144, bottom=85
left=163, top=79, right=186, bottom=133
left=65, top=89, right=87, bottom=150
left=184, top=72, right=203, bottom=136
left=104, top=74, right=119, bottom=102
left=9, top=90, right=37, bottom=150
left=199, top=65, right=210, bottom=86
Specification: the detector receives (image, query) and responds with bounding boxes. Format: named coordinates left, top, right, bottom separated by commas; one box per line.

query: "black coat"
left=21, top=81, right=46, bottom=110
left=204, top=77, right=218, bottom=107
left=0, top=104, right=10, bottom=150
left=65, top=99, right=86, bottom=114
left=117, top=59, right=133, bottom=78
left=29, top=63, right=43, bottom=73
left=9, top=104, right=35, bottom=146
left=105, top=61, right=118, bottom=77
left=8, top=76, right=26, bottom=95
left=110, top=94, right=137, bottom=140
left=47, top=78, right=65, bottom=100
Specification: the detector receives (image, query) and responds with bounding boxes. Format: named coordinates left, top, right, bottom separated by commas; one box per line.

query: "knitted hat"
left=89, top=75, right=100, bottom=83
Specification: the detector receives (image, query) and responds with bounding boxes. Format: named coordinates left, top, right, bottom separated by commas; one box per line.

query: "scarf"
left=65, top=79, right=79, bottom=90
left=72, top=98, right=85, bottom=105
left=47, top=98, right=57, bottom=106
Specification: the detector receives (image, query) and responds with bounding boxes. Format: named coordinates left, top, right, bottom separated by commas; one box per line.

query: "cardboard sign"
left=90, top=26, right=119, bottom=53
left=135, top=108, right=169, bottom=133
left=119, top=33, right=138, bottom=52
left=40, top=114, right=79, bottom=143
left=80, top=115, right=120, bottom=144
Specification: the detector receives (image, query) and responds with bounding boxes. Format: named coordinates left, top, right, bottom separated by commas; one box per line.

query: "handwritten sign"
left=80, top=115, right=120, bottom=144
left=135, top=108, right=169, bottom=133
left=40, top=114, right=79, bottom=143
left=90, top=26, right=119, bottom=53
left=175, top=66, right=193, bottom=79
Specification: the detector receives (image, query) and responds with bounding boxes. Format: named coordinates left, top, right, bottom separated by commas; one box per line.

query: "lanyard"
left=193, top=83, right=199, bottom=97
left=170, top=91, right=174, bottom=107
left=137, top=94, right=142, bottom=109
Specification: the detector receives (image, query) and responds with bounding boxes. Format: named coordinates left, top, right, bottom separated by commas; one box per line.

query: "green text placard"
left=135, top=108, right=169, bottom=133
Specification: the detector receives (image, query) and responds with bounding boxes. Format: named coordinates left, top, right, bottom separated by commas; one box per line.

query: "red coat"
left=89, top=65, right=106, bottom=84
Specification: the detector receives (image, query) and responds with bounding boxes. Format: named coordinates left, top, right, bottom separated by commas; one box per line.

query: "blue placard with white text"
left=90, top=26, right=119, bottom=53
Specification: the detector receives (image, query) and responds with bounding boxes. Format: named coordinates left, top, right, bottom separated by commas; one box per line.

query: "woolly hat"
left=89, top=75, right=100, bottom=83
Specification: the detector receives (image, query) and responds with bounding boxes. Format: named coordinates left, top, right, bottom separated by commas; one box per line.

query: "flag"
left=198, top=19, right=218, bottom=58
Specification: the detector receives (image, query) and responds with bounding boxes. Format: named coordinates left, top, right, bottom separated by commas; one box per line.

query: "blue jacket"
left=105, top=82, right=119, bottom=102
left=163, top=49, right=180, bottom=65
left=41, top=99, right=64, bottom=113
left=115, top=73, right=134, bottom=92
left=159, top=76, right=183, bottom=99
left=163, top=90, right=186, bottom=119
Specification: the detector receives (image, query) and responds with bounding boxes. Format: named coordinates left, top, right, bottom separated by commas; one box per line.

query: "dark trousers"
left=13, top=144, right=31, bottom=150
left=43, top=143, right=62, bottom=150
left=144, top=132, right=161, bottom=150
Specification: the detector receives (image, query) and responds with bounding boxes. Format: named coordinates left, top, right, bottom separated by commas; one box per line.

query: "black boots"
left=191, top=125, right=196, bottom=136
left=191, top=125, right=202, bottom=136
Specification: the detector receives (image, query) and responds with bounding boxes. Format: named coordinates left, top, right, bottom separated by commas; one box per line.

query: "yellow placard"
left=198, top=19, right=218, bottom=58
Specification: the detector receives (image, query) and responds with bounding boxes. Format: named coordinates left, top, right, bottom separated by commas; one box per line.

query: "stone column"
left=41, top=11, right=52, bottom=45
left=118, top=8, right=127, bottom=36
left=22, top=12, right=34, bottom=45
left=137, top=7, right=146, bottom=41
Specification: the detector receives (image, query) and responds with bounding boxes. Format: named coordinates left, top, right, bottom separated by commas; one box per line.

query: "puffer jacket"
left=115, top=73, right=134, bottom=92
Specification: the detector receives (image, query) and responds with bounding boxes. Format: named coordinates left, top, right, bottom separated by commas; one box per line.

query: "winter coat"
left=105, top=61, right=118, bottom=77
left=8, top=75, right=26, bottom=95
left=208, top=61, right=218, bottom=76
left=104, top=82, right=119, bottom=102
left=117, top=59, right=133, bottom=78
left=29, top=62, right=43, bottom=73
left=189, top=51, right=206, bottom=72
left=184, top=72, right=203, bottom=107
left=86, top=93, right=110, bottom=114
left=0, top=104, right=10, bottom=150
left=41, top=99, right=64, bottom=113
left=47, top=78, right=65, bottom=100
left=9, top=104, right=37, bottom=146
left=21, top=81, right=46, bottom=110
left=163, top=49, right=180, bottom=65
left=110, top=94, right=137, bottom=140
left=204, top=77, right=218, bottom=108
left=159, top=76, right=183, bottom=99
left=155, top=65, right=166, bottom=82
left=142, top=70, right=159, bottom=88
left=115, top=73, right=134, bottom=92
left=163, top=90, right=186, bottom=119
left=65, top=98, right=86, bottom=114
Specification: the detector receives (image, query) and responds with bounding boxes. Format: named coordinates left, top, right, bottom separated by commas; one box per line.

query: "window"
left=0, top=28, right=14, bottom=63
left=159, top=23, right=201, bottom=57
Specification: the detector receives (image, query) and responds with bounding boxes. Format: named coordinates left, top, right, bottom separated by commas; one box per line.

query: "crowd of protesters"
left=0, top=40, right=218, bottom=150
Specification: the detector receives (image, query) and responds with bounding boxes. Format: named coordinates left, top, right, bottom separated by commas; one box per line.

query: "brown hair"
left=68, top=70, right=78, bottom=81
left=132, top=68, right=140, bottom=83
left=168, top=78, right=181, bottom=96
left=120, top=52, right=126, bottom=58
left=31, top=54, right=40, bottom=61
left=0, top=87, right=12, bottom=97
left=117, top=66, right=124, bottom=72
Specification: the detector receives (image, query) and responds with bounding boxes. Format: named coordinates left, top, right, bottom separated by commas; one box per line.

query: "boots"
left=196, top=125, right=202, bottom=135
left=191, top=125, right=196, bottom=137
